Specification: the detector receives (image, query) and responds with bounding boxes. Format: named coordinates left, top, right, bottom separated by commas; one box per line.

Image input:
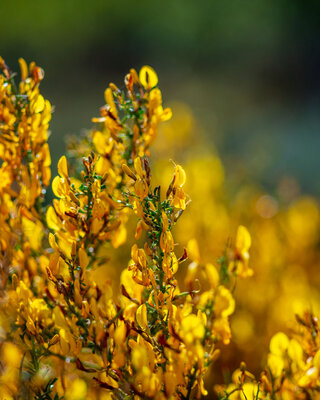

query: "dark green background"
left=1, top=0, right=320, bottom=194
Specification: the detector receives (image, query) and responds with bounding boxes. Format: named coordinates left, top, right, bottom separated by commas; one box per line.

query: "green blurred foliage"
left=1, top=0, right=320, bottom=193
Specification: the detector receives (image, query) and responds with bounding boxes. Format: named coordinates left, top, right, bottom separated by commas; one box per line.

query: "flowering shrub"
left=0, top=58, right=319, bottom=400
left=0, top=58, right=252, bottom=400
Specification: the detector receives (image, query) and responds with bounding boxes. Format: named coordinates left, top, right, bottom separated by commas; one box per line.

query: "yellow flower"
left=180, top=314, right=205, bottom=344
left=269, top=332, right=289, bottom=356
left=230, top=225, right=253, bottom=277
left=139, top=65, right=158, bottom=89
left=215, top=286, right=235, bottom=318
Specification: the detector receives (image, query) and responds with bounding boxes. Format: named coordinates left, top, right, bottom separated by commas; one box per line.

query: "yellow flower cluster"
left=0, top=57, right=51, bottom=276
left=216, top=311, right=320, bottom=399
left=0, top=60, right=252, bottom=400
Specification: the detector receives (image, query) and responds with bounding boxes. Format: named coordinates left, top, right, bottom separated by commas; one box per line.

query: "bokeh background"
left=2, top=0, right=320, bottom=396
left=2, top=0, right=320, bottom=193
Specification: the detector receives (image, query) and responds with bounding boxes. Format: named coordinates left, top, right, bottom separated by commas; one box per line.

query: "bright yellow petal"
left=160, top=107, right=172, bottom=121
left=57, top=155, right=68, bottom=179
left=139, top=65, right=158, bottom=89
left=187, top=238, right=200, bottom=263
left=30, top=94, right=45, bottom=114
left=104, top=87, right=118, bottom=118
left=46, top=206, right=60, bottom=230
left=205, top=263, right=219, bottom=289
left=52, top=176, right=63, bottom=198
left=49, top=233, right=59, bottom=252
left=134, top=157, right=144, bottom=178
left=111, top=224, right=127, bottom=248
left=136, top=304, right=148, bottom=331
left=270, top=332, right=289, bottom=356
left=18, top=58, right=28, bottom=80
left=235, top=225, right=251, bottom=251
left=174, top=165, right=186, bottom=187
left=79, top=248, right=89, bottom=270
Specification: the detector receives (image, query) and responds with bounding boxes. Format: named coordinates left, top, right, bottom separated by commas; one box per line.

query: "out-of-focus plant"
left=215, top=311, right=320, bottom=399
left=149, top=102, right=320, bottom=380
left=0, top=59, right=254, bottom=400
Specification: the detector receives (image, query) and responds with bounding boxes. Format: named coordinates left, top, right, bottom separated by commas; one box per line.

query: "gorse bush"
left=0, top=58, right=319, bottom=400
